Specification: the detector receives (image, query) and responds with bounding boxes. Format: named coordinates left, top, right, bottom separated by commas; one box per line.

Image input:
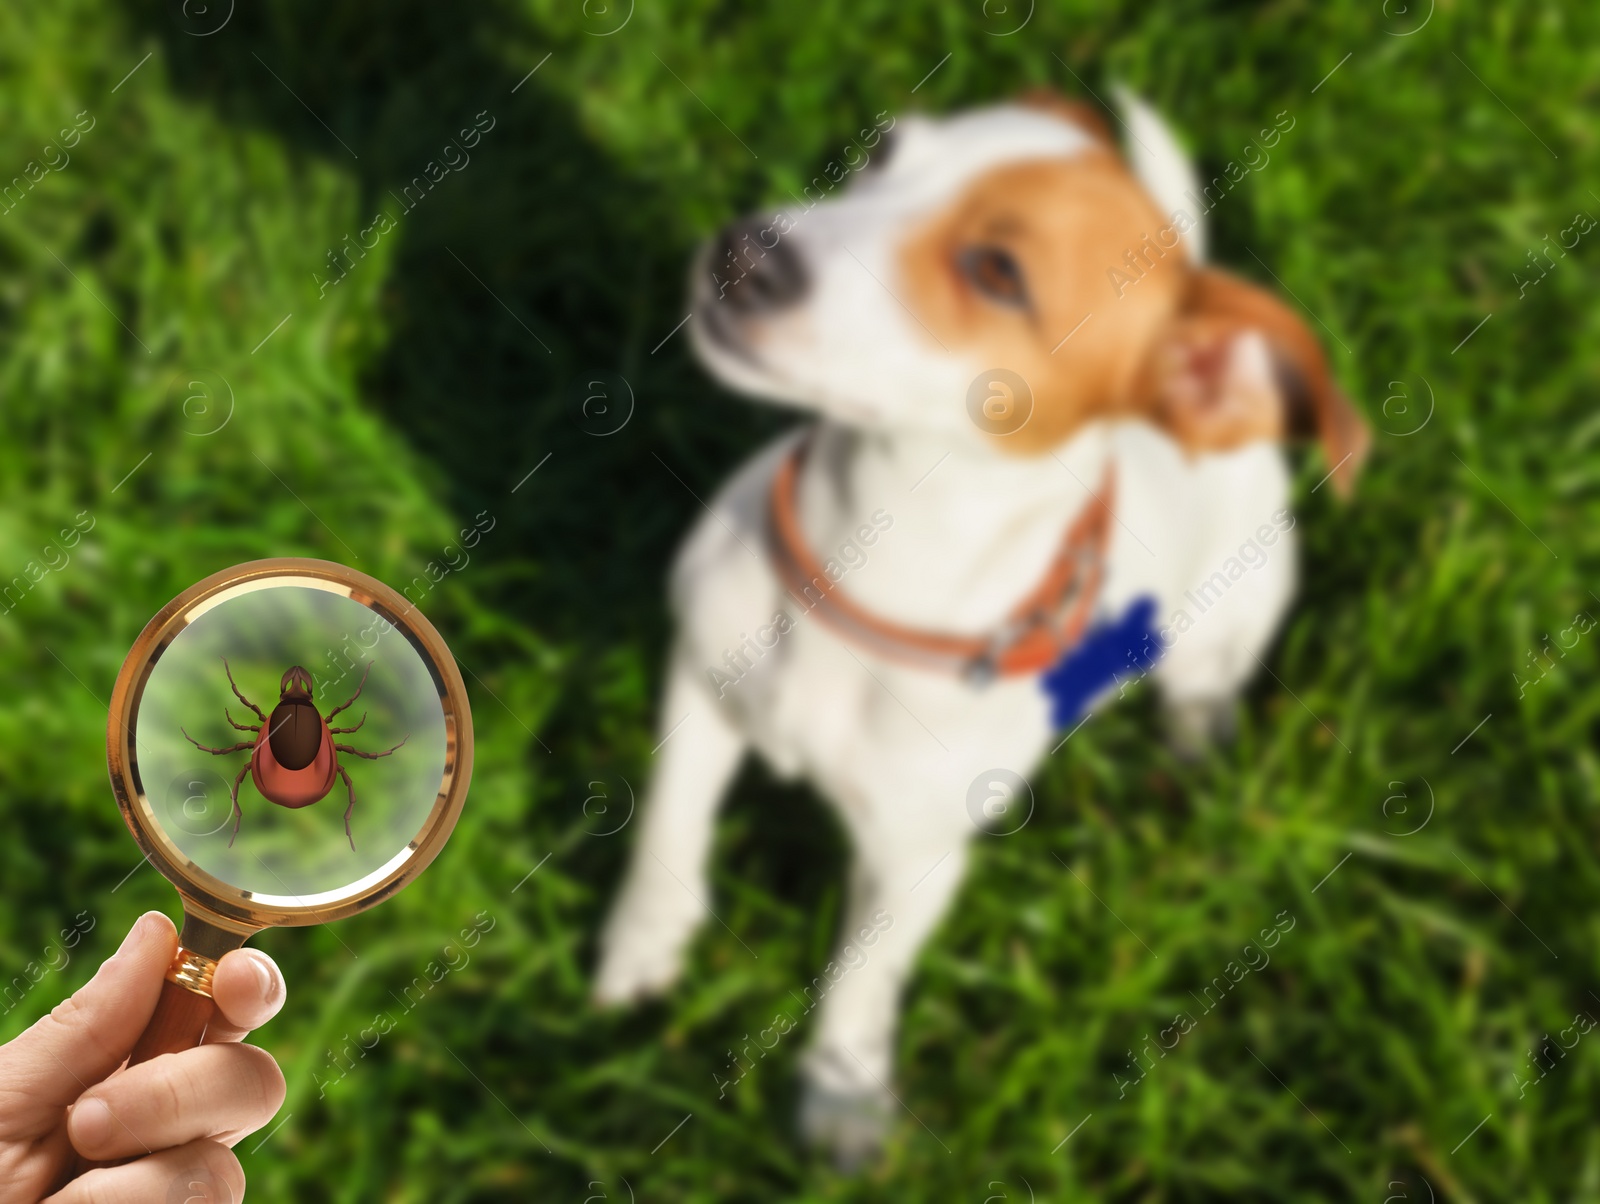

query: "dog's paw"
left=593, top=935, right=685, bottom=1004
left=798, top=1079, right=895, bottom=1172
left=1164, top=695, right=1238, bottom=761
left=592, top=889, right=705, bottom=1005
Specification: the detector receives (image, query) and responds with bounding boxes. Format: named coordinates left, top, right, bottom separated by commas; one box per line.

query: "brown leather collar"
left=766, top=432, right=1115, bottom=682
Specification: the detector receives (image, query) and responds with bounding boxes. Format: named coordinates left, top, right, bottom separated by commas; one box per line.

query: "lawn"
left=1, top=0, right=1597, bottom=1199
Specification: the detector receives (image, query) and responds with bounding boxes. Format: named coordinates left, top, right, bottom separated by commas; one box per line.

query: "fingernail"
left=250, top=952, right=284, bottom=1008
left=70, top=1097, right=113, bottom=1151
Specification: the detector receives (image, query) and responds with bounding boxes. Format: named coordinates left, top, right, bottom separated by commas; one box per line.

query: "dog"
left=594, top=89, right=1367, bottom=1166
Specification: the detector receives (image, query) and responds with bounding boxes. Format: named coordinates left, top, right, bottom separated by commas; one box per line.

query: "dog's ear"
left=1138, top=268, right=1370, bottom=496
left=1020, top=86, right=1207, bottom=263
left=1110, top=85, right=1207, bottom=264
left=1017, top=88, right=1115, bottom=148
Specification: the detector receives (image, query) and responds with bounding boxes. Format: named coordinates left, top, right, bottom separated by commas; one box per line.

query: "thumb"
left=1, top=911, right=176, bottom=1107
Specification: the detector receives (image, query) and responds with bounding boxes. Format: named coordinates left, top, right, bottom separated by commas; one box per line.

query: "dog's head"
left=689, top=91, right=1367, bottom=494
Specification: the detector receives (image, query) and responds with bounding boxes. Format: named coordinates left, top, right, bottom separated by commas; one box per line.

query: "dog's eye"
left=958, top=245, right=1029, bottom=309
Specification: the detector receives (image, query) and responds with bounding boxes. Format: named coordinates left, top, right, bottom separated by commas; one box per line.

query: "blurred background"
left=1, top=1, right=1596, bottom=1199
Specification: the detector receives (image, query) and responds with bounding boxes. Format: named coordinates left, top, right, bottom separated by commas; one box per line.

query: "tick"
left=183, top=659, right=408, bottom=850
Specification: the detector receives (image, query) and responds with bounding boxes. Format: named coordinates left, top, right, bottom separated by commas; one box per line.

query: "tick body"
left=183, top=660, right=408, bottom=849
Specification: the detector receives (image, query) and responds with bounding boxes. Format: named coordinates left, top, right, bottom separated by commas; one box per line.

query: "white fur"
left=597, top=98, right=1297, bottom=1135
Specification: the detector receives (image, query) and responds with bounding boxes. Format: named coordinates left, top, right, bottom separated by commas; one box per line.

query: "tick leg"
left=227, top=762, right=249, bottom=848
left=337, top=763, right=357, bottom=851
left=335, top=732, right=409, bottom=760
left=328, top=711, right=366, bottom=735
left=222, top=657, right=267, bottom=721
left=325, top=662, right=373, bottom=724
left=225, top=708, right=261, bottom=733
left=182, top=728, right=254, bottom=756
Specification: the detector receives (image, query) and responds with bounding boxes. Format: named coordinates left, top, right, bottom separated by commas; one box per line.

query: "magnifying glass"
left=107, top=557, right=472, bottom=1063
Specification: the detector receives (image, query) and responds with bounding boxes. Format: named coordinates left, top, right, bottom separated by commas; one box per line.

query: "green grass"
left=1, top=0, right=1598, bottom=1199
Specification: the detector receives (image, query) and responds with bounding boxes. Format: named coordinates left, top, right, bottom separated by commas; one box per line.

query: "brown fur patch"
left=897, top=152, right=1190, bottom=452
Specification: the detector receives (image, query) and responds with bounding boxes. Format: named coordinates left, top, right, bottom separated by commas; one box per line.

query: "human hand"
left=0, top=911, right=287, bottom=1202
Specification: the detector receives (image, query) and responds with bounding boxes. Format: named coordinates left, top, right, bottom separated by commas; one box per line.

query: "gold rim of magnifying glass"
left=107, top=557, right=474, bottom=938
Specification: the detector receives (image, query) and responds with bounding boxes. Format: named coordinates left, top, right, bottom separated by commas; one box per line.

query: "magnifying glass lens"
left=133, top=584, right=448, bottom=899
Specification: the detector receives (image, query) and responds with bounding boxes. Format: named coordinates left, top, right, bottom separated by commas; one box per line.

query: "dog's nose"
left=709, top=217, right=808, bottom=314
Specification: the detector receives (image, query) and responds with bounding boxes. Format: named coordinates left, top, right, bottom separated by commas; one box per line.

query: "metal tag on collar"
left=962, top=652, right=999, bottom=688
left=963, top=612, right=1036, bottom=687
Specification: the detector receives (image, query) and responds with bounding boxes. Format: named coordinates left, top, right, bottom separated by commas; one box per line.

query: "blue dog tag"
left=1040, top=595, right=1163, bottom=729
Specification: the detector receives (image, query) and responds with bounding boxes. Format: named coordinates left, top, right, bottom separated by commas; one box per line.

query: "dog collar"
left=766, top=432, right=1114, bottom=683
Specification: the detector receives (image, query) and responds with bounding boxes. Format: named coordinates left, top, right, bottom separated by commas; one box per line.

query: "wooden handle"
left=127, top=978, right=217, bottom=1065
left=120, top=916, right=249, bottom=1066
